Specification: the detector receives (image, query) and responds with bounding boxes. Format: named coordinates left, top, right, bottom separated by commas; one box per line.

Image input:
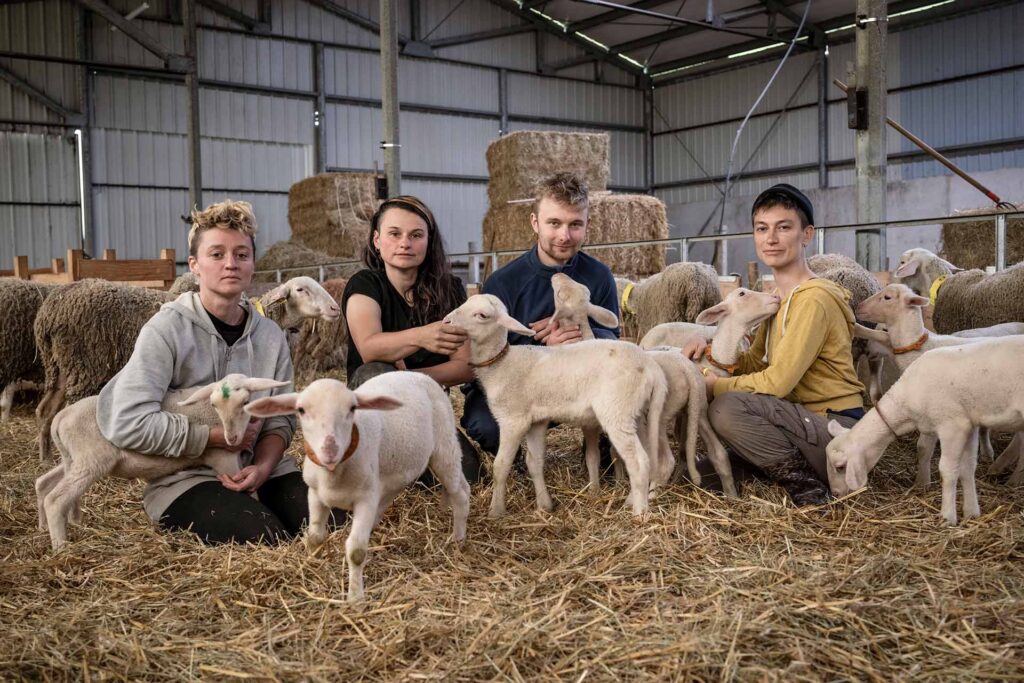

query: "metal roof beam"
left=196, top=0, right=270, bottom=34
left=301, top=0, right=409, bottom=43
left=487, top=0, right=648, bottom=79
left=0, top=63, right=84, bottom=124
left=74, top=0, right=191, bottom=71
left=566, top=0, right=672, bottom=32
left=426, top=23, right=535, bottom=48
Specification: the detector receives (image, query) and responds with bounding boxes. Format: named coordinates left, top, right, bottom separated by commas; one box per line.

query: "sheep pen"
left=2, top=369, right=1022, bottom=680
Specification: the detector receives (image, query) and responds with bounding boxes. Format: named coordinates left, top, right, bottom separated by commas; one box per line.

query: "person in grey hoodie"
left=97, top=200, right=310, bottom=544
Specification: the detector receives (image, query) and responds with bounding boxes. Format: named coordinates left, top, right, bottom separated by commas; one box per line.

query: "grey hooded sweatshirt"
left=97, top=292, right=298, bottom=521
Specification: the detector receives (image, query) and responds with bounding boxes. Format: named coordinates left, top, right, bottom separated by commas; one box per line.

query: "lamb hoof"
left=487, top=506, right=506, bottom=519
left=536, top=498, right=554, bottom=513
left=587, top=483, right=602, bottom=498
left=304, top=532, right=327, bottom=553
left=963, top=505, right=981, bottom=521
left=1007, top=472, right=1024, bottom=487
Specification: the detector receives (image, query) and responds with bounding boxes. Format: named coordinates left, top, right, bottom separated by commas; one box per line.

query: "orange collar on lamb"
left=303, top=425, right=360, bottom=471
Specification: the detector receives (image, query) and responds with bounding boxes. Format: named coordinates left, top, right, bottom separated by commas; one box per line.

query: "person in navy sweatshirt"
left=460, top=172, right=621, bottom=455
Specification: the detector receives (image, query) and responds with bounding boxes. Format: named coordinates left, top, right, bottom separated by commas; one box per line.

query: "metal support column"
left=996, top=214, right=1007, bottom=271
left=380, top=0, right=401, bottom=196
left=817, top=45, right=829, bottom=189
left=498, top=68, right=509, bottom=136
left=313, top=43, right=327, bottom=174
left=183, top=0, right=203, bottom=210
left=75, top=8, right=95, bottom=254
left=854, top=0, right=887, bottom=271
left=644, top=86, right=654, bottom=194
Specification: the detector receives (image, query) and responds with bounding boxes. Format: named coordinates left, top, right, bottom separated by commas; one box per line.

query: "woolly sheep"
left=826, top=337, right=1024, bottom=526
left=549, top=274, right=735, bottom=496
left=292, top=277, right=349, bottom=376
left=245, top=373, right=470, bottom=602
left=33, top=276, right=340, bottom=461
left=0, top=279, right=57, bottom=416
left=444, top=294, right=667, bottom=517
left=893, top=248, right=1024, bottom=333
left=35, top=374, right=288, bottom=550
left=615, top=262, right=722, bottom=342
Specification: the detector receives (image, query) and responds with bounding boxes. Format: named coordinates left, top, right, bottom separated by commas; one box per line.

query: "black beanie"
left=752, top=183, right=814, bottom=226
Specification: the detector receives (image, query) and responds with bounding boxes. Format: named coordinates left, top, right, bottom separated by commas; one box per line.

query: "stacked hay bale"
left=254, top=240, right=363, bottom=284
left=288, top=172, right=380, bottom=259
left=939, top=204, right=1024, bottom=270
left=482, top=132, right=666, bottom=280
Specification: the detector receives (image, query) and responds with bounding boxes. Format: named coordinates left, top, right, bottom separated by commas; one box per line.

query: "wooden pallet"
left=0, top=249, right=177, bottom=289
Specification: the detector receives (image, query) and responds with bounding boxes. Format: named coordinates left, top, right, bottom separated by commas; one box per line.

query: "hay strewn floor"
left=2, top=385, right=1023, bottom=680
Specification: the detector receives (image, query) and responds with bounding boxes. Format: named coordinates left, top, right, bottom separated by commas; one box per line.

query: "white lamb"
left=690, top=288, right=782, bottom=377
left=549, top=274, right=735, bottom=496
left=853, top=284, right=1022, bottom=487
left=826, top=337, right=1024, bottom=526
left=35, top=374, right=288, bottom=550
left=245, top=373, right=470, bottom=602
left=444, top=294, right=666, bottom=517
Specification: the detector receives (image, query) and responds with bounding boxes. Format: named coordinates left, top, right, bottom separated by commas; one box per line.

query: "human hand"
left=703, top=371, right=718, bottom=401
left=218, top=462, right=273, bottom=493
left=208, top=418, right=263, bottom=452
left=530, top=317, right=553, bottom=344
left=419, top=320, right=468, bottom=355
left=542, top=319, right=582, bottom=346
left=681, top=335, right=708, bottom=361
left=395, top=358, right=408, bottom=370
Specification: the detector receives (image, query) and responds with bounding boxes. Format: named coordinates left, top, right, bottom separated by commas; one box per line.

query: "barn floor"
left=1, top=381, right=1023, bottom=680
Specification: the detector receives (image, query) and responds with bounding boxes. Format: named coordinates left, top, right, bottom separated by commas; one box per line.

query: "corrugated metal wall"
left=653, top=3, right=1024, bottom=211
left=1, top=0, right=642, bottom=268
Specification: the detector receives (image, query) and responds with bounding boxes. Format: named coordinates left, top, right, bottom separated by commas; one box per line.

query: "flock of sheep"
left=2, top=246, right=1022, bottom=601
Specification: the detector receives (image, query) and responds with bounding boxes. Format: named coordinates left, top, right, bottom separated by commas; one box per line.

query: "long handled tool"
left=834, top=79, right=1016, bottom=209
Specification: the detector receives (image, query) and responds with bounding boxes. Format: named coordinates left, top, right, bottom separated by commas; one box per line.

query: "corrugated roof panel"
left=508, top=72, right=643, bottom=126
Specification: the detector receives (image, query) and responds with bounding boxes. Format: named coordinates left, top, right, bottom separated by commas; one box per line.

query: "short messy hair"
left=532, top=172, right=589, bottom=214
left=187, top=199, right=258, bottom=257
left=750, top=191, right=810, bottom=229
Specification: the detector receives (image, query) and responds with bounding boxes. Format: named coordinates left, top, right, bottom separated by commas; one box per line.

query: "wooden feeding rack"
left=0, top=249, right=177, bottom=289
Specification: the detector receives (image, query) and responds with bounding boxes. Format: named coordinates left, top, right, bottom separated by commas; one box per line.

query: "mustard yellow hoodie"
left=713, top=278, right=864, bottom=415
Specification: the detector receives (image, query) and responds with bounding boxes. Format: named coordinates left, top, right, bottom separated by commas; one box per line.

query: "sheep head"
left=695, top=288, right=780, bottom=330
left=443, top=294, right=534, bottom=344
left=893, top=248, right=961, bottom=295
left=856, top=284, right=929, bottom=326
left=550, top=273, right=618, bottom=333
left=178, top=374, right=290, bottom=446
left=262, top=276, right=341, bottom=329
left=825, top=419, right=872, bottom=496
left=245, top=378, right=401, bottom=472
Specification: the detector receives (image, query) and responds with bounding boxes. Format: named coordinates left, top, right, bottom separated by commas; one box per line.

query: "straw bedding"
left=288, top=173, right=381, bottom=259
left=2, top=384, right=1023, bottom=679
left=940, top=204, right=1024, bottom=271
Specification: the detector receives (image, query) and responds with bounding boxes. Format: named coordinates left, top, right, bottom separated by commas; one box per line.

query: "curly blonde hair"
left=532, top=172, right=589, bottom=214
left=187, top=199, right=258, bottom=256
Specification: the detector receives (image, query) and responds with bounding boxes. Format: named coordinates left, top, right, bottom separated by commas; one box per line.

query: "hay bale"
left=939, top=204, right=1024, bottom=271
left=483, top=193, right=667, bottom=280
left=288, top=172, right=380, bottom=258
left=485, top=131, right=609, bottom=208
left=254, top=240, right=363, bottom=284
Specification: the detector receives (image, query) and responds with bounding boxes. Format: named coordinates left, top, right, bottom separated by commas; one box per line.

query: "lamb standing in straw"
left=826, top=337, right=1024, bottom=526
left=445, top=294, right=666, bottom=517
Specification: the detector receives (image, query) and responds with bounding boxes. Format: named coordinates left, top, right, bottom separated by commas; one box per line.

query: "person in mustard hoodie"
left=685, top=184, right=865, bottom=506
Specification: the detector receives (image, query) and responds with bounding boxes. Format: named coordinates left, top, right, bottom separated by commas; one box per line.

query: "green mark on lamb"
left=221, top=383, right=231, bottom=400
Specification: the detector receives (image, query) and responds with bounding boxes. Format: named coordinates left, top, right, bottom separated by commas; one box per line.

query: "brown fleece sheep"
left=932, top=263, right=1024, bottom=334
left=292, top=277, right=349, bottom=376
left=0, top=279, right=58, bottom=406
left=615, top=262, right=722, bottom=342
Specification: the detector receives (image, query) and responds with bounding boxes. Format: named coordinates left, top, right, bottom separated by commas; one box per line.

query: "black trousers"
left=159, top=472, right=345, bottom=546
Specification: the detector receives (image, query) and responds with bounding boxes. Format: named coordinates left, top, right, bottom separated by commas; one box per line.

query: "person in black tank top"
left=341, top=196, right=482, bottom=483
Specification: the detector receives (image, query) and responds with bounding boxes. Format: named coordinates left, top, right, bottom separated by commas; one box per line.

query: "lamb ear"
left=497, top=312, right=535, bottom=337
left=906, top=294, right=929, bottom=308
left=261, top=283, right=289, bottom=307
left=845, top=457, right=867, bottom=492
left=587, top=303, right=619, bottom=329
left=242, top=378, right=291, bottom=393
left=354, top=394, right=403, bottom=411
left=936, top=257, right=962, bottom=273
left=245, top=394, right=299, bottom=417
left=893, top=258, right=919, bottom=278
left=695, top=302, right=728, bottom=326
left=827, top=419, right=849, bottom=438
left=178, top=383, right=217, bottom=406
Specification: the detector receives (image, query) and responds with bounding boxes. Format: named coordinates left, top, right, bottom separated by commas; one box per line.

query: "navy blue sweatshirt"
left=482, top=245, right=620, bottom=345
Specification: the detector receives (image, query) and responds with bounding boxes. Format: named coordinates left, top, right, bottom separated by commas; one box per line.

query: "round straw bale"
left=255, top=240, right=363, bottom=284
